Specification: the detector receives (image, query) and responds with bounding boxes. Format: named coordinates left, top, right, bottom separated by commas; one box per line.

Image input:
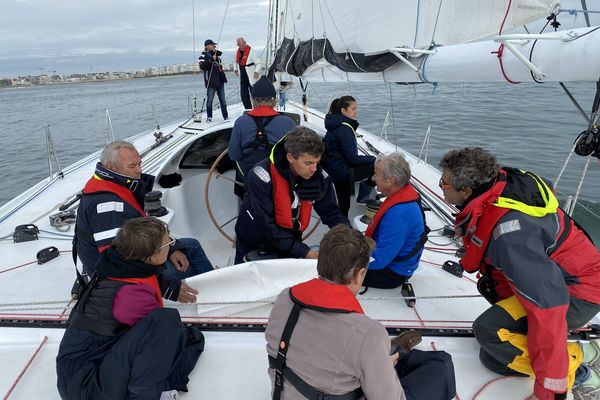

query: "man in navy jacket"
left=234, top=127, right=348, bottom=263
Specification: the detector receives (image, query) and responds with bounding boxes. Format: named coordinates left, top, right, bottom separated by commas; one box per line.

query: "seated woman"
left=364, top=153, right=428, bottom=289
left=57, top=217, right=205, bottom=400
left=323, top=96, right=376, bottom=216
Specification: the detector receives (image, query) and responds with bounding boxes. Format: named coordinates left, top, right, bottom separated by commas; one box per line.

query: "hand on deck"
left=390, top=352, right=399, bottom=367
left=305, top=250, right=319, bottom=259
left=170, top=250, right=190, bottom=272
left=178, top=281, right=198, bottom=303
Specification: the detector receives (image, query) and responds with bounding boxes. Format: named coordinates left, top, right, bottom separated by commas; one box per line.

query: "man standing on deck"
left=439, top=146, right=600, bottom=399
left=233, top=37, right=261, bottom=109
left=73, top=140, right=212, bottom=302
left=233, top=127, right=348, bottom=263
left=198, top=39, right=228, bottom=122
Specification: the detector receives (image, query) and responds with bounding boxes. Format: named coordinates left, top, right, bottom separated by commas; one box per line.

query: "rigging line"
left=318, top=0, right=327, bottom=37
left=528, top=18, right=551, bottom=84
left=493, top=0, right=520, bottom=84
left=570, top=156, right=592, bottom=215
left=553, top=140, right=577, bottom=190
left=413, top=0, right=421, bottom=48
left=3, top=336, right=48, bottom=400
left=429, top=0, right=443, bottom=47
left=192, top=0, right=197, bottom=100
left=388, top=84, right=398, bottom=147
left=322, top=0, right=350, bottom=51
left=556, top=190, right=600, bottom=221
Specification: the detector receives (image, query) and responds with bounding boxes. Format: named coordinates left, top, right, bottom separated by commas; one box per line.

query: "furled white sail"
left=267, top=0, right=600, bottom=84
left=280, top=0, right=558, bottom=52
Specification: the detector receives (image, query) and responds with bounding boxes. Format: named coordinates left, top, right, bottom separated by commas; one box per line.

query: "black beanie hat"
left=252, top=76, right=276, bottom=99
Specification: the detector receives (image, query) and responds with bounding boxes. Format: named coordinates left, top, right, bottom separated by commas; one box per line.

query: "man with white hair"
left=233, top=37, right=261, bottom=109
left=363, top=152, right=428, bottom=289
left=73, top=140, right=211, bottom=302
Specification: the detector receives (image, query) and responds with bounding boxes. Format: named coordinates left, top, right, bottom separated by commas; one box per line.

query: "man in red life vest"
left=439, top=146, right=600, bottom=400
left=74, top=141, right=211, bottom=303
left=233, top=37, right=261, bottom=109
left=363, top=152, right=428, bottom=289
left=234, top=127, right=348, bottom=264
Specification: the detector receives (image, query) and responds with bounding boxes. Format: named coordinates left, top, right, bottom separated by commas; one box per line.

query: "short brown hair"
left=284, top=126, right=324, bottom=158
left=113, top=217, right=168, bottom=261
left=317, top=225, right=375, bottom=284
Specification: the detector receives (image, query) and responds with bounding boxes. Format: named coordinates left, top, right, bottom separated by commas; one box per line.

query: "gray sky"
left=1, top=0, right=596, bottom=78
left=0, top=0, right=270, bottom=77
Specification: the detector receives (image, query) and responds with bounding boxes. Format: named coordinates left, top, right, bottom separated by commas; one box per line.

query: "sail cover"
left=268, top=0, right=558, bottom=78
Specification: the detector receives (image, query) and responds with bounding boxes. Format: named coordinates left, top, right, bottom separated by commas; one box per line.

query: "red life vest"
left=290, top=278, right=364, bottom=314
left=456, top=168, right=600, bottom=303
left=82, top=175, right=145, bottom=252
left=236, top=45, right=251, bottom=66
left=365, top=185, right=420, bottom=238
left=269, top=163, right=312, bottom=232
left=83, top=175, right=145, bottom=216
left=109, top=275, right=164, bottom=307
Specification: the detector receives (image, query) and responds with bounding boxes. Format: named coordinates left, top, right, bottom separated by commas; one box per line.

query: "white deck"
left=0, top=102, right=541, bottom=399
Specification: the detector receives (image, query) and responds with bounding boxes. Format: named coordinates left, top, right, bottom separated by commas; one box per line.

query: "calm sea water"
left=1, top=74, right=599, bottom=238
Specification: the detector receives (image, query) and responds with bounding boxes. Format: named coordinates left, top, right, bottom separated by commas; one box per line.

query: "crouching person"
left=57, top=217, right=205, bottom=400
left=265, top=224, right=456, bottom=400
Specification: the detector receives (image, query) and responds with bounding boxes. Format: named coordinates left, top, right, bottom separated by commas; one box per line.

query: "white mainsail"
left=269, top=0, right=600, bottom=83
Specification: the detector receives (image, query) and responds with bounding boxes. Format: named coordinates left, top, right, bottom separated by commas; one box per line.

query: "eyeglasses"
left=439, top=177, right=452, bottom=190
left=158, top=236, right=176, bottom=251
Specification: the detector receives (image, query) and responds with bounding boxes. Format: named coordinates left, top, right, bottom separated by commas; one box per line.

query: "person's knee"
left=146, top=308, right=183, bottom=330
left=473, top=309, right=500, bottom=347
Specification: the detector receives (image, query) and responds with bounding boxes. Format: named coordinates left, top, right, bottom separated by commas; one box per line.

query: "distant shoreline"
left=0, top=70, right=213, bottom=90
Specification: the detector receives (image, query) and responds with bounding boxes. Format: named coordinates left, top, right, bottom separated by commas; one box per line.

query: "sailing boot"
left=356, top=181, right=374, bottom=204
left=401, top=282, right=416, bottom=308
left=572, top=364, right=600, bottom=399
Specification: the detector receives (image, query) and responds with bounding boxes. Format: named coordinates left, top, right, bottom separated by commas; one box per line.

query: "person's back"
left=266, top=285, right=405, bottom=399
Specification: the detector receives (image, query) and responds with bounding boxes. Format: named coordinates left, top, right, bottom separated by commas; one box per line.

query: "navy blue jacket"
left=234, top=141, right=348, bottom=258
left=228, top=109, right=296, bottom=178
left=198, top=50, right=227, bottom=88
left=323, top=114, right=375, bottom=183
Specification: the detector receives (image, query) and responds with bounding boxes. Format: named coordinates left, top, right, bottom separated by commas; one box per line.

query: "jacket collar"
left=290, top=278, right=364, bottom=314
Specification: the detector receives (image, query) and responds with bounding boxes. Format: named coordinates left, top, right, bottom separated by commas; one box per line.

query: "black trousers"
left=240, top=68, right=252, bottom=109
left=397, top=349, right=457, bottom=400
left=363, top=267, right=409, bottom=289
left=333, top=163, right=375, bottom=216
left=62, top=308, right=205, bottom=400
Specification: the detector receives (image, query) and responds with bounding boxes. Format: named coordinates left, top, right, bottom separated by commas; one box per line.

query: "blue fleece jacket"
left=368, top=202, right=425, bottom=277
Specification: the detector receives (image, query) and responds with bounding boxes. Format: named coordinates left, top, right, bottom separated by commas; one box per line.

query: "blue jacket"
left=323, top=114, right=375, bottom=183
left=228, top=108, right=296, bottom=178
left=235, top=140, right=348, bottom=258
left=368, top=202, right=425, bottom=277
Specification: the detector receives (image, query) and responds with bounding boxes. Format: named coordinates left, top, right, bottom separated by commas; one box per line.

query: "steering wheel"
left=204, top=149, right=321, bottom=244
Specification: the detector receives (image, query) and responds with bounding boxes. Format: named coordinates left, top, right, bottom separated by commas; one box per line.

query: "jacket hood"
left=324, top=113, right=359, bottom=131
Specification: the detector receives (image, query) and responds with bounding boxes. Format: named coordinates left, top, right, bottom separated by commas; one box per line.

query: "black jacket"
left=198, top=50, right=228, bottom=88
left=234, top=140, right=348, bottom=258
left=323, top=113, right=375, bottom=183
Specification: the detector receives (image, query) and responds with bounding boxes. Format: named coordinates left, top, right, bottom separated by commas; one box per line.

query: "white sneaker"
left=160, top=390, right=178, bottom=400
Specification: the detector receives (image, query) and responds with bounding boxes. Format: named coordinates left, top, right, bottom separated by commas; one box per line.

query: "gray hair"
left=252, top=98, right=277, bottom=108
left=439, top=147, right=499, bottom=191
left=100, top=140, right=137, bottom=167
left=376, top=152, right=411, bottom=187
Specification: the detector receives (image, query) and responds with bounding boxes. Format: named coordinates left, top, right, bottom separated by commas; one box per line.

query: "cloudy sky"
left=0, top=0, right=270, bottom=77
left=0, top=0, right=595, bottom=78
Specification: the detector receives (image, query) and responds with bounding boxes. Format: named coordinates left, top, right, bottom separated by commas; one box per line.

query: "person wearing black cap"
left=228, top=75, right=296, bottom=198
left=198, top=39, right=228, bottom=122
